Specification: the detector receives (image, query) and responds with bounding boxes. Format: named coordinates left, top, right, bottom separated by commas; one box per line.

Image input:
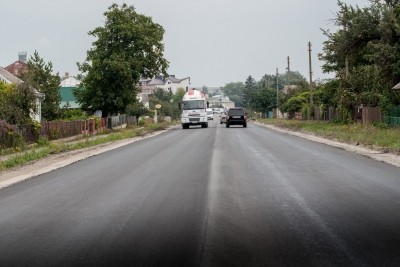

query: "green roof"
left=59, top=87, right=80, bottom=108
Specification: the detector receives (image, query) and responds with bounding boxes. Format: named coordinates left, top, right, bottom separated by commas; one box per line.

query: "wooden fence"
left=362, top=107, right=382, bottom=124
left=40, top=118, right=107, bottom=140
left=0, top=115, right=139, bottom=148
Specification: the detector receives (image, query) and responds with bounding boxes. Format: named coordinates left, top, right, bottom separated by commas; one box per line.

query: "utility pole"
left=308, top=41, right=314, bottom=120
left=308, top=42, right=313, bottom=104
left=344, top=24, right=349, bottom=79
left=287, top=56, right=291, bottom=86
left=276, top=68, right=279, bottom=118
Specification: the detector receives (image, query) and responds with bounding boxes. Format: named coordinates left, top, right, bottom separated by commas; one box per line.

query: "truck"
left=180, top=89, right=209, bottom=129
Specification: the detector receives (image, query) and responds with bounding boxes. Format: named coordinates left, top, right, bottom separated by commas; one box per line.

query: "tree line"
left=3, top=1, right=400, bottom=128
left=1, top=3, right=170, bottom=128
left=223, top=0, right=400, bottom=121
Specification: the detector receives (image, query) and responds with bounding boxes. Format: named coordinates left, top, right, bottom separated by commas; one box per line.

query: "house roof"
left=393, top=82, right=400, bottom=90
left=0, top=67, right=23, bottom=85
left=0, top=67, right=43, bottom=98
left=148, top=78, right=165, bottom=86
left=143, top=75, right=190, bottom=86
left=4, top=60, right=28, bottom=78
left=60, top=76, right=80, bottom=87
left=60, top=87, right=80, bottom=108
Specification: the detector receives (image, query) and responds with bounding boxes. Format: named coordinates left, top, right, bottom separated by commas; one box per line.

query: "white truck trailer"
left=180, top=89, right=209, bottom=129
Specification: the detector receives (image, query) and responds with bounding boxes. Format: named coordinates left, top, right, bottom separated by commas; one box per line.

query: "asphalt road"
left=0, top=117, right=399, bottom=266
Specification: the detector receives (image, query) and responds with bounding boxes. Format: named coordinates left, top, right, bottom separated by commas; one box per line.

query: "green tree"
left=222, top=82, right=245, bottom=107
left=281, top=95, right=308, bottom=114
left=0, top=81, right=38, bottom=125
left=0, top=82, right=11, bottom=119
left=249, top=87, right=276, bottom=113
left=319, top=1, right=400, bottom=120
left=126, top=101, right=149, bottom=123
left=24, top=51, right=61, bottom=121
left=243, top=75, right=256, bottom=108
left=202, top=85, right=209, bottom=95
left=75, top=3, right=169, bottom=117
left=173, top=87, right=186, bottom=102
left=149, top=88, right=181, bottom=120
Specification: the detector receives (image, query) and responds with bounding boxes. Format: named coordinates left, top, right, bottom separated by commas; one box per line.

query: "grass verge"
left=257, top=118, right=400, bottom=154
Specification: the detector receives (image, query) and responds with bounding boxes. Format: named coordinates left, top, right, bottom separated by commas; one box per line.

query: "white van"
left=206, top=108, right=214, bottom=120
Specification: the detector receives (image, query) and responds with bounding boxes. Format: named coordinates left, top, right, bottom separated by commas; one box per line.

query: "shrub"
left=0, top=120, right=26, bottom=149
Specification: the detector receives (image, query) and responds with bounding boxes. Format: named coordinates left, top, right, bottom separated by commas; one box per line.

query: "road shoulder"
left=0, top=129, right=170, bottom=189
left=254, top=121, right=400, bottom=168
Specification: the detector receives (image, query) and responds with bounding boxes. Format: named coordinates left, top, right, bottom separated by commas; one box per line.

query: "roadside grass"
left=0, top=122, right=171, bottom=171
left=257, top=118, right=400, bottom=153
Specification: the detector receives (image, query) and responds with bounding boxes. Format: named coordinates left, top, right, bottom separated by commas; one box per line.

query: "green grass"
left=258, top=118, right=400, bottom=153
left=0, top=122, right=171, bottom=171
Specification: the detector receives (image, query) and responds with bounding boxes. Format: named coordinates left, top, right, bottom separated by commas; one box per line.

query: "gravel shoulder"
left=0, top=122, right=398, bottom=189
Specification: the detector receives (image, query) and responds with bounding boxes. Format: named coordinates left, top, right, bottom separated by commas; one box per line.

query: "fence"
left=384, top=106, right=400, bottom=126
left=40, top=118, right=107, bottom=140
left=313, top=107, right=337, bottom=121
left=0, top=115, right=140, bottom=148
left=107, top=114, right=137, bottom=129
left=362, top=107, right=382, bottom=124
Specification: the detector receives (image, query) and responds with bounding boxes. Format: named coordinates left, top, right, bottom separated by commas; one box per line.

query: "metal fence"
left=107, top=114, right=137, bottom=129
left=384, top=106, right=400, bottom=126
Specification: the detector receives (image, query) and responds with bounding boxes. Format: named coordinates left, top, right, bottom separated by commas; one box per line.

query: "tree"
left=222, top=82, right=245, bottom=107
left=126, top=101, right=149, bottom=123
left=149, top=88, right=182, bottom=120
left=173, top=87, right=186, bottom=104
left=243, top=75, right=256, bottom=108
left=249, top=87, right=276, bottom=113
left=0, top=82, right=11, bottom=120
left=202, top=85, right=209, bottom=95
left=0, top=81, right=38, bottom=125
left=318, top=1, right=400, bottom=120
left=75, top=3, right=169, bottom=117
left=24, top=51, right=61, bottom=121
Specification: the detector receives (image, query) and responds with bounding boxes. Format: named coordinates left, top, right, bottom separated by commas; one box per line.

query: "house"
left=193, top=86, right=222, bottom=96
left=59, top=72, right=80, bottom=109
left=139, top=75, right=190, bottom=95
left=138, top=75, right=190, bottom=107
left=282, top=84, right=299, bottom=94
left=5, top=52, right=29, bottom=78
left=0, top=67, right=44, bottom=122
left=207, top=95, right=235, bottom=109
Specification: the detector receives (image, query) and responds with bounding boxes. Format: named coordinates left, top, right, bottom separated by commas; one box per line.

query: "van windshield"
left=182, top=100, right=205, bottom=110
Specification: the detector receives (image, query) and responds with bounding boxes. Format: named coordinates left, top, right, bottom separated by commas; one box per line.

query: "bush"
left=0, top=120, right=27, bottom=149
left=37, top=135, right=49, bottom=146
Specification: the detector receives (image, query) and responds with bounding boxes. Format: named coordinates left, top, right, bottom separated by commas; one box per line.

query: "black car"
left=226, top=107, right=247, bottom=128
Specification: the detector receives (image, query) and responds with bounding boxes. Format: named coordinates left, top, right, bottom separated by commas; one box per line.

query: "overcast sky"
left=1, top=0, right=367, bottom=87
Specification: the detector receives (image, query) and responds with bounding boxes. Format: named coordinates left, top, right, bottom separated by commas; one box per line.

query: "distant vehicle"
left=213, top=108, right=224, bottom=114
left=206, top=108, right=214, bottom=120
left=220, top=112, right=227, bottom=124
left=226, top=107, right=247, bottom=128
left=180, top=89, right=209, bottom=129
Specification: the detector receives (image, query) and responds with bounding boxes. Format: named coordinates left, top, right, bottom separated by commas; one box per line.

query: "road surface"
left=0, top=118, right=399, bottom=266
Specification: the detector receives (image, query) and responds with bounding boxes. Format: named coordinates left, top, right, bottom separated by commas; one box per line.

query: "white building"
left=207, top=95, right=235, bottom=109
left=139, top=75, right=190, bottom=107
left=139, top=75, right=190, bottom=95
